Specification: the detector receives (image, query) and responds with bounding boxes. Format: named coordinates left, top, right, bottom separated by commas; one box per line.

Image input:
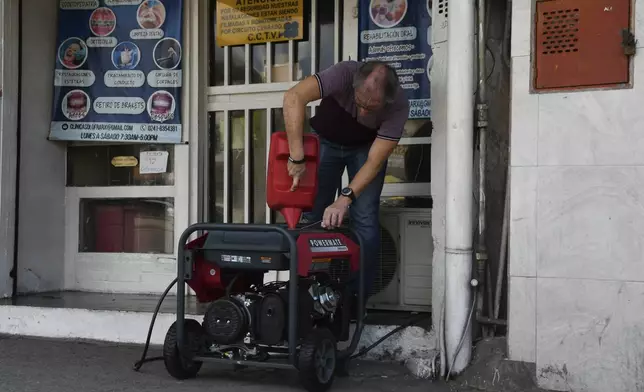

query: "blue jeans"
left=302, top=136, right=387, bottom=298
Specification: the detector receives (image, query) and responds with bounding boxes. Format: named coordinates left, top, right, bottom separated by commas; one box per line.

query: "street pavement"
left=0, top=335, right=455, bottom=392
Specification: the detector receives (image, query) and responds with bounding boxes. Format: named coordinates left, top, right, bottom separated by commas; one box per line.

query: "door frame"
left=0, top=0, right=20, bottom=298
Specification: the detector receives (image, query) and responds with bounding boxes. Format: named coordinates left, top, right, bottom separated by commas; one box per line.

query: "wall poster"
left=49, top=0, right=183, bottom=143
left=215, top=0, right=304, bottom=47
left=358, top=0, right=432, bottom=119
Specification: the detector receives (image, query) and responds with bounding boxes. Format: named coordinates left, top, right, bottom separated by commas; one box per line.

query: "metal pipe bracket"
left=476, top=103, right=488, bottom=128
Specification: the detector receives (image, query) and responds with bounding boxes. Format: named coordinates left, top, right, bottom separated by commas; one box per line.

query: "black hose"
left=225, top=274, right=240, bottom=297
left=349, top=313, right=430, bottom=360
left=133, top=277, right=178, bottom=371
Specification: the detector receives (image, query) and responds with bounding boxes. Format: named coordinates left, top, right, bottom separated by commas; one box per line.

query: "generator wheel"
left=298, top=327, right=337, bottom=392
left=163, top=319, right=205, bottom=380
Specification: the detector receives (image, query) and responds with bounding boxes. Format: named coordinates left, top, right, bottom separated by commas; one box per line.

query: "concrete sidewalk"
left=0, top=335, right=548, bottom=392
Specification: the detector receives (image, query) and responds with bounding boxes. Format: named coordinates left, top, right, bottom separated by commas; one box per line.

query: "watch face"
left=341, top=187, right=352, bottom=196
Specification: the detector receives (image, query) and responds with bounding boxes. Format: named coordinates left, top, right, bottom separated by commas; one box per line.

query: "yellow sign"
left=216, top=0, right=304, bottom=47
left=111, top=156, right=139, bottom=168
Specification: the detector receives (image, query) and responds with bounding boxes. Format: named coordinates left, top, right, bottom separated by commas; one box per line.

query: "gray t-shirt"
left=312, top=60, right=409, bottom=142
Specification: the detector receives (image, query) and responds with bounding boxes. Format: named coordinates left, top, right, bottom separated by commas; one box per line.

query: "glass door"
left=206, top=0, right=343, bottom=225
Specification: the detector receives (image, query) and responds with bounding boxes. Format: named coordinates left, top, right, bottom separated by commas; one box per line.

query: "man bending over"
left=282, top=60, right=409, bottom=299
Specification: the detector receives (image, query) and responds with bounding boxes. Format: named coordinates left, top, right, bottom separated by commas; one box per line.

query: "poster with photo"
left=49, top=0, right=183, bottom=143
left=358, top=0, right=432, bottom=119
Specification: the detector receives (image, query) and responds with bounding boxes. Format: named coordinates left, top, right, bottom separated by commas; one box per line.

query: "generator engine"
left=202, top=275, right=348, bottom=348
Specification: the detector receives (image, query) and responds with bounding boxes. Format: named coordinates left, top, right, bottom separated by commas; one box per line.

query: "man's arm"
left=282, top=61, right=358, bottom=159
left=322, top=102, right=407, bottom=228
left=347, top=100, right=409, bottom=199
left=347, top=138, right=398, bottom=197
left=282, top=76, right=320, bottom=160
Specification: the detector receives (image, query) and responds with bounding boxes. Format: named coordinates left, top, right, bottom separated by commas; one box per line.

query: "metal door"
left=206, top=0, right=344, bottom=225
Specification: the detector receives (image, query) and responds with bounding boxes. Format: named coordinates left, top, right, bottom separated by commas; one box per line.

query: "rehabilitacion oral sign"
left=215, top=0, right=304, bottom=47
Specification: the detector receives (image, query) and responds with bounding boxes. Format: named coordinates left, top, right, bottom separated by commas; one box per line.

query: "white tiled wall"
left=508, top=276, right=535, bottom=362
left=536, top=278, right=644, bottom=392
left=509, top=56, right=538, bottom=167
left=508, top=166, right=537, bottom=277
left=17, top=0, right=66, bottom=294
left=74, top=254, right=178, bottom=294
left=508, top=1, right=644, bottom=391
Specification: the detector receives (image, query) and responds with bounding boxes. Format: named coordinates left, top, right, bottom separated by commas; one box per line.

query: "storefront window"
left=209, top=112, right=225, bottom=223
left=251, top=109, right=268, bottom=224
left=316, top=0, right=338, bottom=75
left=271, top=42, right=291, bottom=82
left=79, top=198, right=174, bottom=254
left=385, top=144, right=431, bottom=184
left=230, top=46, right=246, bottom=85
left=209, top=0, right=341, bottom=86
left=384, top=120, right=432, bottom=185
left=293, top=0, right=312, bottom=80
left=209, top=108, right=313, bottom=225
left=209, top=110, right=283, bottom=224
left=271, top=107, right=312, bottom=134
left=67, top=144, right=174, bottom=187
left=381, top=119, right=433, bottom=208
left=210, top=1, right=225, bottom=87
left=294, top=0, right=339, bottom=80
left=230, top=110, right=245, bottom=223
left=251, top=44, right=267, bottom=84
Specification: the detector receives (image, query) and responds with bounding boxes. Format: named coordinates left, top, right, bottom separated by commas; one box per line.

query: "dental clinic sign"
left=49, top=0, right=183, bottom=143
left=358, top=0, right=432, bottom=119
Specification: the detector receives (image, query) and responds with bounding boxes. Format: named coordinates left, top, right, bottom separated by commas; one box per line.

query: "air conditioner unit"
left=367, top=207, right=433, bottom=312
left=432, top=0, right=449, bottom=45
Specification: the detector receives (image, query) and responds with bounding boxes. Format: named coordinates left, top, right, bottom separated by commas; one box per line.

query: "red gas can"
left=266, top=131, right=319, bottom=229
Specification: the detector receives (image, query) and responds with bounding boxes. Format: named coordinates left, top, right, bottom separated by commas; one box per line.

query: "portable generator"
left=160, top=131, right=366, bottom=392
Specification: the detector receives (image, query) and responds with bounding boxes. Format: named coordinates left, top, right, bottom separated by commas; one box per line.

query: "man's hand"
left=288, top=161, right=306, bottom=191
left=322, top=196, right=352, bottom=229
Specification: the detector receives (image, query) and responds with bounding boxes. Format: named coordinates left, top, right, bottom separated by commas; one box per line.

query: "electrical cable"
left=133, top=277, right=178, bottom=371
left=438, top=298, right=447, bottom=378
left=296, top=219, right=323, bottom=231
left=349, top=313, right=430, bottom=360
left=445, top=293, right=477, bottom=381
left=225, top=274, right=240, bottom=297
left=472, top=46, right=496, bottom=98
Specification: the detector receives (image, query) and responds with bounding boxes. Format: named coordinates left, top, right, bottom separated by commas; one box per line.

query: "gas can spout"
left=281, top=208, right=303, bottom=230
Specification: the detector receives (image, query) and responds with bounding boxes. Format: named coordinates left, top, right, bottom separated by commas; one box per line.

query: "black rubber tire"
left=297, top=327, right=337, bottom=392
left=163, top=319, right=205, bottom=380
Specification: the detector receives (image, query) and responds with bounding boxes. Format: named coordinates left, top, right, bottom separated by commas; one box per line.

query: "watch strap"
left=341, top=187, right=356, bottom=201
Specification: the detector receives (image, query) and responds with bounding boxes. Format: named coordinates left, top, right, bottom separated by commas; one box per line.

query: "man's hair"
left=352, top=61, right=400, bottom=104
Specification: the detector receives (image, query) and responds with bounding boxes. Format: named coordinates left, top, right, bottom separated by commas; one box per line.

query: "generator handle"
left=336, top=227, right=366, bottom=361
left=175, top=223, right=299, bottom=365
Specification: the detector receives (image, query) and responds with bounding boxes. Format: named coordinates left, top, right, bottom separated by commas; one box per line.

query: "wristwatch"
left=340, top=187, right=356, bottom=202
